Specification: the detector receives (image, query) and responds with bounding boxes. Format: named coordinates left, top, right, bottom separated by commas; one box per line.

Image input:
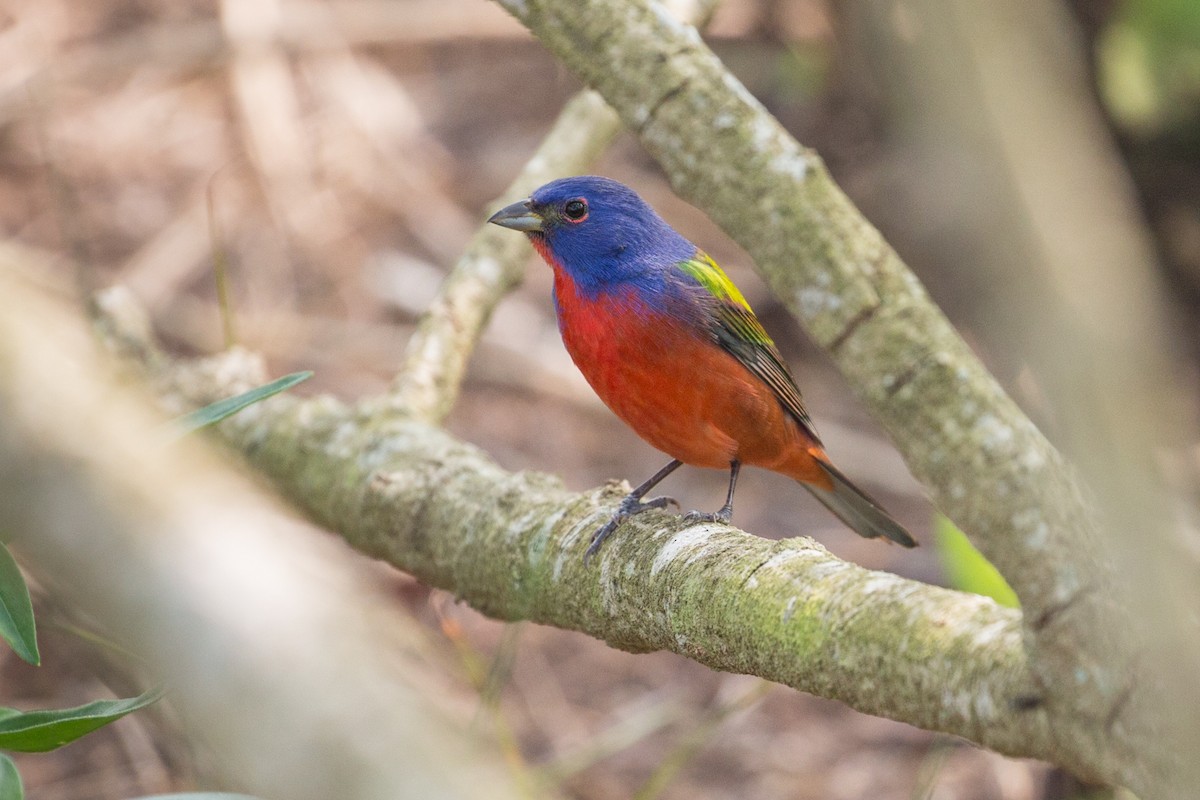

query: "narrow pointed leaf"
left=171, top=371, right=312, bottom=437
left=0, top=754, right=22, bottom=800
left=0, top=543, right=37, bottom=666
left=934, top=516, right=1019, bottom=608
left=0, top=688, right=163, bottom=752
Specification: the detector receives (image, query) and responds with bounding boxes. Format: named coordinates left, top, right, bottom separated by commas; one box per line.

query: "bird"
left=488, top=175, right=916, bottom=560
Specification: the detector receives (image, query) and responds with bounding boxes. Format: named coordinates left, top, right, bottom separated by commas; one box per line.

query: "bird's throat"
left=527, top=232, right=554, bottom=267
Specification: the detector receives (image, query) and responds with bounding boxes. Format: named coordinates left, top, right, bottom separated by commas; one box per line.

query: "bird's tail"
left=803, top=457, right=917, bottom=547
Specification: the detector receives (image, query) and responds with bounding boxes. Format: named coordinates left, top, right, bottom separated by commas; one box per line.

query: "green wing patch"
left=677, top=253, right=754, bottom=312
left=677, top=252, right=819, bottom=440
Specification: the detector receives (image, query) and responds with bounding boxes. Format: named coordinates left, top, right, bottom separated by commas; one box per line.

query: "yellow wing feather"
left=676, top=252, right=819, bottom=440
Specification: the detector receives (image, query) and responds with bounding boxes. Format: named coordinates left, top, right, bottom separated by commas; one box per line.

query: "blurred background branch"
left=845, top=0, right=1200, bottom=793
left=384, top=88, right=624, bottom=423
left=387, top=0, right=717, bottom=423
left=0, top=272, right=525, bottom=800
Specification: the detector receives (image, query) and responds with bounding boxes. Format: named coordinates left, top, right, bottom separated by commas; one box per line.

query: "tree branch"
left=386, top=0, right=718, bottom=423
left=384, top=89, right=621, bottom=423
left=150, top=341, right=1062, bottom=774
left=493, top=0, right=1099, bottom=657
left=487, top=0, right=1149, bottom=789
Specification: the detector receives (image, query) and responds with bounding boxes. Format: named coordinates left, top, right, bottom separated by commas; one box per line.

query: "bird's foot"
left=584, top=493, right=679, bottom=563
left=683, top=503, right=733, bottom=525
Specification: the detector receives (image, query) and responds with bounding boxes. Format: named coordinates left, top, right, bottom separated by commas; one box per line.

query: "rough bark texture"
left=491, top=0, right=1151, bottom=792
left=153, top=342, right=1057, bottom=770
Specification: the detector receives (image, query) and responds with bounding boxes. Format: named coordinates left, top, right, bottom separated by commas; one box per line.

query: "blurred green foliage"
left=0, top=544, right=37, bottom=666
left=0, top=368, right=309, bottom=799
left=1098, top=0, right=1200, bottom=136
left=934, top=516, right=1020, bottom=608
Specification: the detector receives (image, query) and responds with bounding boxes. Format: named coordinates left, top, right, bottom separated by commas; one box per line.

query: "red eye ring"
left=564, top=198, right=588, bottom=222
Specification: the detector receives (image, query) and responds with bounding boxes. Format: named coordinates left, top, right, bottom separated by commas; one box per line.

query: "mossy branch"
left=154, top=344, right=1059, bottom=774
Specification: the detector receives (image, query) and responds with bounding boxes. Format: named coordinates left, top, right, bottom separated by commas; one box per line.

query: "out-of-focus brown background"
left=2, top=0, right=1196, bottom=797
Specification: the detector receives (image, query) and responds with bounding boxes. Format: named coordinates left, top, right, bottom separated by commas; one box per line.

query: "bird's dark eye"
left=564, top=199, right=588, bottom=222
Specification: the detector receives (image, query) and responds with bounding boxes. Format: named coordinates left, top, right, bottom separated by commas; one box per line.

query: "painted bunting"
left=489, top=176, right=916, bottom=559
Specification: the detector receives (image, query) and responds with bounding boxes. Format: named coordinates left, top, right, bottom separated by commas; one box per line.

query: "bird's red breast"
left=547, top=255, right=830, bottom=487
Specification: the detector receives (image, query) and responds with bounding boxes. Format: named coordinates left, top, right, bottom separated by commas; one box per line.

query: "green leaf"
left=0, top=543, right=38, bottom=666
left=0, top=688, right=164, bottom=753
left=132, top=795, right=263, bottom=800
left=934, top=516, right=1019, bottom=608
left=1098, top=0, right=1200, bottom=133
left=0, top=754, right=22, bottom=800
left=170, top=371, right=313, bottom=437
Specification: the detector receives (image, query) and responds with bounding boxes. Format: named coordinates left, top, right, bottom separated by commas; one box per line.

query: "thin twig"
left=384, top=0, right=719, bottom=424
left=382, top=89, right=622, bottom=423
left=632, top=679, right=770, bottom=800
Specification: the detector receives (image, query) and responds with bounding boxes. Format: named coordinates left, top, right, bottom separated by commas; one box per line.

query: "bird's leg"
left=684, top=460, right=741, bottom=524
left=585, top=459, right=683, bottom=561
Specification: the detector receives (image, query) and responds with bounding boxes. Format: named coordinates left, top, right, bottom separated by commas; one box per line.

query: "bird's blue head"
left=487, top=176, right=696, bottom=297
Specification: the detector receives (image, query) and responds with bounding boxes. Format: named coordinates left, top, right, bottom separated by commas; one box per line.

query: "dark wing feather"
left=712, top=303, right=820, bottom=443
left=674, top=253, right=820, bottom=443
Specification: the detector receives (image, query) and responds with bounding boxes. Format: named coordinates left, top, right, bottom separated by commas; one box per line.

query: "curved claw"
left=584, top=494, right=678, bottom=563
left=584, top=518, right=621, bottom=563
left=636, top=494, right=679, bottom=512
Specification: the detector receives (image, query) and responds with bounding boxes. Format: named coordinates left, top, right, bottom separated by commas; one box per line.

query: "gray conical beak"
left=487, top=199, right=544, bottom=232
